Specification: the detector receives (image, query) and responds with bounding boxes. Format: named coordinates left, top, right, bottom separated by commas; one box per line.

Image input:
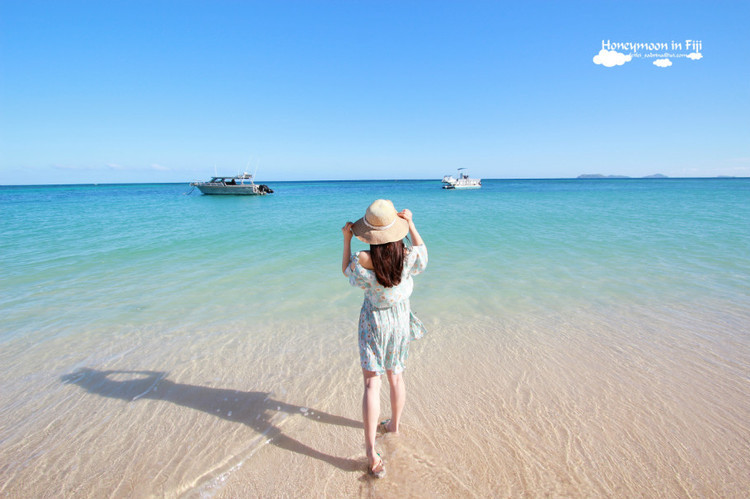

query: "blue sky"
left=1, top=0, right=748, bottom=184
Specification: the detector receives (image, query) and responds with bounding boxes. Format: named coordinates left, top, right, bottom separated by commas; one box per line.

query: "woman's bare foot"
left=368, top=452, right=385, bottom=478
left=379, top=419, right=398, bottom=434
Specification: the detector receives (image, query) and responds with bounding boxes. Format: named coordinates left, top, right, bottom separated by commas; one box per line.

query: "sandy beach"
left=3, top=305, right=749, bottom=497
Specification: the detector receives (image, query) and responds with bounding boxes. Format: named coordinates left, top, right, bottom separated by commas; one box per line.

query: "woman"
left=341, top=199, right=427, bottom=478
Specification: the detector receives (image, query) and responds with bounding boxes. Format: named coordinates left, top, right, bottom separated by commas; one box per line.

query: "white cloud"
left=593, top=49, right=633, bottom=67
left=107, top=163, right=126, bottom=170
left=52, top=164, right=95, bottom=171
left=151, top=163, right=170, bottom=171
left=687, top=52, right=703, bottom=60
left=653, top=58, right=672, bottom=68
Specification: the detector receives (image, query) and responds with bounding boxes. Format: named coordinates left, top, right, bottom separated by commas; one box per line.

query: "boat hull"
left=193, top=185, right=268, bottom=195
left=443, top=184, right=481, bottom=190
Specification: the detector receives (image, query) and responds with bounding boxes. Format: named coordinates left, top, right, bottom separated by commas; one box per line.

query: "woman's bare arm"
left=399, top=209, right=424, bottom=247
left=342, top=222, right=353, bottom=275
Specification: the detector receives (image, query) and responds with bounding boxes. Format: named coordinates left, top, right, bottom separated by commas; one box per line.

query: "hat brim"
left=351, top=217, right=409, bottom=245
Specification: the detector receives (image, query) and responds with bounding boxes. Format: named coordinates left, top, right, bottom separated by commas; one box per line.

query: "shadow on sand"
left=61, top=368, right=362, bottom=472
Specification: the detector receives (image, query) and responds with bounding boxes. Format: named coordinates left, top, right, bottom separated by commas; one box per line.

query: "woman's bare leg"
left=362, top=369, right=383, bottom=471
left=385, top=370, right=405, bottom=433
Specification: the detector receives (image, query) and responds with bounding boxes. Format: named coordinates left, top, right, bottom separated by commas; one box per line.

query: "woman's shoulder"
left=357, top=250, right=374, bottom=270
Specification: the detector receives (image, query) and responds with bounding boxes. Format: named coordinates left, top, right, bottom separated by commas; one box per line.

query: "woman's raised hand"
left=342, top=221, right=354, bottom=240
left=398, top=209, right=413, bottom=223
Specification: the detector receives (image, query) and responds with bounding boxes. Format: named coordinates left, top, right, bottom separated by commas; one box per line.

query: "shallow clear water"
left=1, top=179, right=749, bottom=497
left=3, top=179, right=748, bottom=336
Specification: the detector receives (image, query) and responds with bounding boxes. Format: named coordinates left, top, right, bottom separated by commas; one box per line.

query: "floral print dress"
left=345, top=244, right=428, bottom=374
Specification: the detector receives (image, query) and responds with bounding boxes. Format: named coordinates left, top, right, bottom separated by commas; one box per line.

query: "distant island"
left=578, top=174, right=668, bottom=179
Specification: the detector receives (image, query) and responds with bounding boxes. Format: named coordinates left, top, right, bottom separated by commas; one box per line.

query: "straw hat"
left=352, top=199, right=409, bottom=245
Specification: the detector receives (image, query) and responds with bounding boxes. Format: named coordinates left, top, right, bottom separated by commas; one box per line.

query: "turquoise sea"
left=1, top=179, right=749, bottom=497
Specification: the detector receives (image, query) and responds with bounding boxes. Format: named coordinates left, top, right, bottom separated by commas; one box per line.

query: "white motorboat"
left=190, top=173, right=273, bottom=195
left=442, top=168, right=481, bottom=189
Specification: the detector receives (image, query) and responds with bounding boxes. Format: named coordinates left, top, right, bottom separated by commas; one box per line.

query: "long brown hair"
left=370, top=240, right=405, bottom=287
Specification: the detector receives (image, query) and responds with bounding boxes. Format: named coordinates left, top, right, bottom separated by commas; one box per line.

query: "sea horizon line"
left=1, top=176, right=747, bottom=188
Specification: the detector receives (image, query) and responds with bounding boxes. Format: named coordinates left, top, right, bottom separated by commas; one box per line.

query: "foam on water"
left=1, top=179, right=749, bottom=496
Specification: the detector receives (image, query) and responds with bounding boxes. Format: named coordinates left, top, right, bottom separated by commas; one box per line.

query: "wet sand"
left=2, top=300, right=749, bottom=498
